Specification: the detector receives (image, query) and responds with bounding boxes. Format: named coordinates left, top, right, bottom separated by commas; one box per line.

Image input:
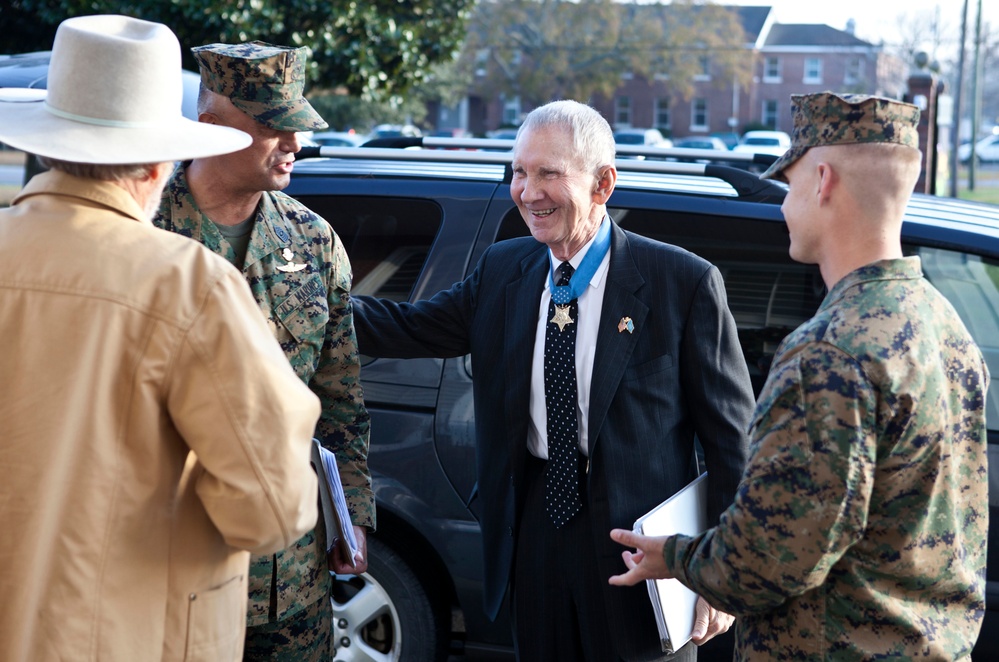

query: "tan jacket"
left=0, top=172, right=320, bottom=662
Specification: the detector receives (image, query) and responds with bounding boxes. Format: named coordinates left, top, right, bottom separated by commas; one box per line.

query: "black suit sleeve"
left=352, top=260, right=480, bottom=360
left=680, top=265, right=754, bottom=523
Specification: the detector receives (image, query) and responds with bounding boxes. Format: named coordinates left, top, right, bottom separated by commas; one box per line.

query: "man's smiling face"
left=510, top=124, right=605, bottom=260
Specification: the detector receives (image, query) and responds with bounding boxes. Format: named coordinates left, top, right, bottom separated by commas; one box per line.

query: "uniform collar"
left=819, top=256, right=923, bottom=312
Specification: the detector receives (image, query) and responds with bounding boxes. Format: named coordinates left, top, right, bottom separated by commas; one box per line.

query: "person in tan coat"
left=0, top=15, right=321, bottom=662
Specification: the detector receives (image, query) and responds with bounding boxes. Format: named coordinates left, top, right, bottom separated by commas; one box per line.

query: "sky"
left=722, top=0, right=997, bottom=57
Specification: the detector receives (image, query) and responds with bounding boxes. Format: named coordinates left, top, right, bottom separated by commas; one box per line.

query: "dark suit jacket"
left=353, top=222, right=754, bottom=654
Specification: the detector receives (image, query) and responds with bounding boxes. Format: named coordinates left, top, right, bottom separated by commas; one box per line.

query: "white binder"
left=632, top=472, right=708, bottom=654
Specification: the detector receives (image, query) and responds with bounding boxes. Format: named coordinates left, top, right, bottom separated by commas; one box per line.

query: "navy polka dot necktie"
left=544, top=261, right=582, bottom=527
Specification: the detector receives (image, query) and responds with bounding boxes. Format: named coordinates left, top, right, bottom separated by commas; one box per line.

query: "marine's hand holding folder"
left=609, top=473, right=732, bottom=652
left=311, top=438, right=364, bottom=571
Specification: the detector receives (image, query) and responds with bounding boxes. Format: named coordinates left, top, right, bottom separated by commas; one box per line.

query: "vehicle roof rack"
left=296, top=137, right=786, bottom=202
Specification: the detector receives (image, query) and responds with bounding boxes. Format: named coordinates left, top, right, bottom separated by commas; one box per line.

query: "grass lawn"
left=956, top=165, right=999, bottom=206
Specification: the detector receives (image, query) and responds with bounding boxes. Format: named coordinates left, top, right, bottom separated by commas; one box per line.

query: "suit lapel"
left=588, top=224, right=647, bottom=448
left=504, top=247, right=548, bottom=474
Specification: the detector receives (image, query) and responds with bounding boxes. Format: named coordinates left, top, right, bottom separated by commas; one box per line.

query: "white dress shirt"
left=526, top=228, right=611, bottom=459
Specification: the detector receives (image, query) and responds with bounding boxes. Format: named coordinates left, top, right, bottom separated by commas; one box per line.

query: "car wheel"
left=330, top=536, right=447, bottom=662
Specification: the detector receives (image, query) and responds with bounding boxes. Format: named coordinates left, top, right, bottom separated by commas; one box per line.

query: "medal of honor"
left=550, top=304, right=574, bottom=332
left=547, top=217, right=612, bottom=333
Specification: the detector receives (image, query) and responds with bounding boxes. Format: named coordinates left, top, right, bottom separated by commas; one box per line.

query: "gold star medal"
left=551, top=304, right=574, bottom=332
left=277, top=247, right=307, bottom=273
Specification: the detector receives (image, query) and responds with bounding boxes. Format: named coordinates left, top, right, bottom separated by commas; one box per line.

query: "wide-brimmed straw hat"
left=0, top=15, right=251, bottom=164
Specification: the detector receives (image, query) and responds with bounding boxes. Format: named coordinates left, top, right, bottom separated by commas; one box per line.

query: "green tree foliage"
left=2, top=0, right=473, bottom=100
left=461, top=0, right=752, bottom=107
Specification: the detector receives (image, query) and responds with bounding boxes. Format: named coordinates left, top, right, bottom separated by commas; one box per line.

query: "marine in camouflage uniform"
left=666, top=258, right=988, bottom=659
left=611, top=93, right=989, bottom=659
left=153, top=42, right=374, bottom=661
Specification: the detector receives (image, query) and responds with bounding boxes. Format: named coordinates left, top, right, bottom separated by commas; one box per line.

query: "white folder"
left=632, top=472, right=708, bottom=654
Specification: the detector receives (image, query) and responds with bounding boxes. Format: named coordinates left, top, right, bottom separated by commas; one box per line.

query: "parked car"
left=287, top=139, right=999, bottom=661
left=487, top=129, right=519, bottom=140
left=732, top=130, right=792, bottom=158
left=613, top=127, right=673, bottom=148
left=672, top=136, right=730, bottom=151
left=371, top=123, right=423, bottom=138
left=959, top=133, right=999, bottom=164
left=710, top=131, right=741, bottom=150
left=310, top=130, right=368, bottom=147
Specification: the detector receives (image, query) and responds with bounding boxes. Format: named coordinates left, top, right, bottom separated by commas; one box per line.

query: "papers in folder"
left=633, top=472, right=708, bottom=654
left=311, top=438, right=362, bottom=568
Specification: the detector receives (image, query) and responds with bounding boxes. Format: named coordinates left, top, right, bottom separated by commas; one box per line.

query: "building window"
left=804, top=58, right=822, bottom=84
left=762, top=100, right=778, bottom=129
left=616, top=96, right=632, bottom=126
left=655, top=97, right=671, bottom=131
left=845, top=57, right=863, bottom=85
left=694, top=54, right=711, bottom=82
left=764, top=56, right=781, bottom=83
left=475, top=49, right=489, bottom=77
left=502, top=96, right=521, bottom=126
left=691, top=98, right=708, bottom=131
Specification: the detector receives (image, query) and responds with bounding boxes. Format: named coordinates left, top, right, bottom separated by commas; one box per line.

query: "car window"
left=613, top=209, right=823, bottom=394
left=909, top=245, right=999, bottom=429
left=294, top=195, right=442, bottom=301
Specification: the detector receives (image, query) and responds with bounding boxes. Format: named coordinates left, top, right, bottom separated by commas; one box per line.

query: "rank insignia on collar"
left=277, top=247, right=307, bottom=273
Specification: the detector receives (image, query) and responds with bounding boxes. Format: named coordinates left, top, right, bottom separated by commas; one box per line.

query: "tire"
left=330, top=536, right=448, bottom=662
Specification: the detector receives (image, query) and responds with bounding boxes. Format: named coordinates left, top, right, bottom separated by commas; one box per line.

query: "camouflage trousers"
left=243, top=593, right=332, bottom=661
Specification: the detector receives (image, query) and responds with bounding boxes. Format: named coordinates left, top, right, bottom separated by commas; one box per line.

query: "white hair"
left=517, top=100, right=615, bottom=175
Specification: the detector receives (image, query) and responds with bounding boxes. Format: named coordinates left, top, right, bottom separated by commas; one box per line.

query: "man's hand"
left=328, top=525, right=369, bottom=574
left=609, top=529, right=735, bottom=646
left=690, top=596, right=734, bottom=645
left=607, top=528, right=671, bottom=586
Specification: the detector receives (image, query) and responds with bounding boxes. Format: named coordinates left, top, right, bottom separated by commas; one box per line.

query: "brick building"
left=449, top=5, right=907, bottom=139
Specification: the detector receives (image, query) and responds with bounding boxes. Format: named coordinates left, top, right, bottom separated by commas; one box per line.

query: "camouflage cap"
left=761, top=92, right=920, bottom=182
left=192, top=41, right=328, bottom=132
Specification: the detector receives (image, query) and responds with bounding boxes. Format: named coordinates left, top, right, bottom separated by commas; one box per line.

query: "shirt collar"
left=545, top=215, right=611, bottom=292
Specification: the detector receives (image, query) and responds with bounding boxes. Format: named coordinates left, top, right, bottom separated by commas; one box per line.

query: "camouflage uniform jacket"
left=664, top=258, right=989, bottom=660
left=155, top=166, right=373, bottom=625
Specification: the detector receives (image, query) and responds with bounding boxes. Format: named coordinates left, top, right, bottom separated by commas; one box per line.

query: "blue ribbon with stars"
left=549, top=217, right=611, bottom=304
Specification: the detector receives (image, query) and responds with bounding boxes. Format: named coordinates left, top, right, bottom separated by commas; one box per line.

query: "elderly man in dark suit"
left=351, top=99, right=755, bottom=661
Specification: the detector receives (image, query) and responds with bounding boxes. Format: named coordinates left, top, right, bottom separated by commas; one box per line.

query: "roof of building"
left=764, top=23, right=873, bottom=47
left=734, top=6, right=775, bottom=42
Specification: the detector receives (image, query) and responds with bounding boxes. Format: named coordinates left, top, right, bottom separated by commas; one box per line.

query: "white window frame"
left=693, top=54, right=711, bottom=82
left=654, top=97, right=671, bottom=132
left=502, top=96, right=521, bottom=126
left=690, top=98, right=708, bottom=132
left=804, top=57, right=822, bottom=84
left=763, top=56, right=781, bottom=83
left=762, top=99, right=778, bottom=129
left=615, top=96, right=632, bottom=127
left=475, top=48, right=489, bottom=77
left=844, top=57, right=863, bottom=85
